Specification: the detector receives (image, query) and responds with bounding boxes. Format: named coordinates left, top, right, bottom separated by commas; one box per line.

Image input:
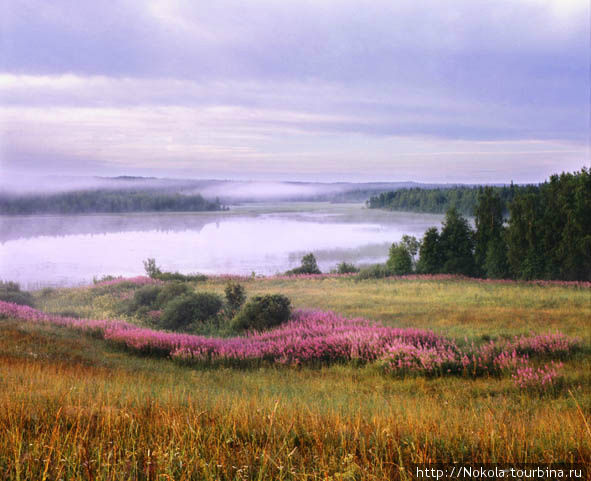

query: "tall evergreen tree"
left=506, top=190, right=544, bottom=279
left=387, top=242, right=413, bottom=275
left=439, top=208, right=476, bottom=276
left=417, top=227, right=443, bottom=274
left=542, top=168, right=591, bottom=280
left=474, top=187, right=505, bottom=277
left=484, top=237, right=510, bottom=279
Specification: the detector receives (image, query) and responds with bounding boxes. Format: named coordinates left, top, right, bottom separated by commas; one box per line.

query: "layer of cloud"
left=1, top=0, right=589, bottom=182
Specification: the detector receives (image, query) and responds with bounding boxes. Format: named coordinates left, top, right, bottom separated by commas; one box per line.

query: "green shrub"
left=155, top=282, right=191, bottom=307
left=0, top=281, right=35, bottom=307
left=224, top=281, right=246, bottom=313
left=132, top=285, right=163, bottom=309
left=161, top=292, right=223, bottom=331
left=231, top=294, right=291, bottom=332
left=386, top=242, right=413, bottom=275
left=336, top=262, right=359, bottom=274
left=116, top=298, right=136, bottom=317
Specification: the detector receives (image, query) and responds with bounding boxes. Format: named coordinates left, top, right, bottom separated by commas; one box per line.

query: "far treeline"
left=0, top=190, right=224, bottom=215
left=376, top=168, right=590, bottom=281
left=367, top=184, right=521, bottom=216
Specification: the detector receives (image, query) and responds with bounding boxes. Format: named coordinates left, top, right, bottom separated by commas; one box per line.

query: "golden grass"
left=0, top=321, right=590, bottom=479
left=1, top=277, right=589, bottom=479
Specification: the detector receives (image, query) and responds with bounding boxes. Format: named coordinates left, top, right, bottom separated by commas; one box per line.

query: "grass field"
left=1, top=276, right=590, bottom=479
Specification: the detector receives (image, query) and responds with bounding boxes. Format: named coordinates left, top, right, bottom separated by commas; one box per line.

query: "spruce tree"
left=439, top=208, right=476, bottom=276
left=417, top=227, right=443, bottom=274
left=474, top=187, right=505, bottom=277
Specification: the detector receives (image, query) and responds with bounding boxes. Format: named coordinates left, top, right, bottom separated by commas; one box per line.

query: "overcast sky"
left=1, top=0, right=589, bottom=183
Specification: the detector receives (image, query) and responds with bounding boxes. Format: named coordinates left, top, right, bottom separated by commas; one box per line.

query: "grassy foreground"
left=1, top=276, right=590, bottom=479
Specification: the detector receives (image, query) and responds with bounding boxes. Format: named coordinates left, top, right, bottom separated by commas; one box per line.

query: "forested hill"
left=372, top=168, right=590, bottom=281
left=0, top=190, right=224, bottom=215
left=367, top=184, right=522, bottom=216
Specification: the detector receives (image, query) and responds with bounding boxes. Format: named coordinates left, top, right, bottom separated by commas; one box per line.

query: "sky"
left=0, top=0, right=589, bottom=183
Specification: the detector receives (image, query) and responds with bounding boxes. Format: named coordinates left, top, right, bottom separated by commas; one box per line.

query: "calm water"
left=0, top=203, right=444, bottom=289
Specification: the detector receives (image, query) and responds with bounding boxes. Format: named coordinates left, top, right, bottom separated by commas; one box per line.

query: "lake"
left=0, top=203, right=444, bottom=288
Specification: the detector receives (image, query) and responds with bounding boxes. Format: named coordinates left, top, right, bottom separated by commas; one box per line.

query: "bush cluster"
left=231, top=294, right=291, bottom=332
left=126, top=282, right=223, bottom=331
left=161, top=293, right=223, bottom=331
left=122, top=279, right=291, bottom=335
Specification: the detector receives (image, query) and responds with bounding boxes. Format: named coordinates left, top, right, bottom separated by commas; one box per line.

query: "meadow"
left=1, top=275, right=590, bottom=479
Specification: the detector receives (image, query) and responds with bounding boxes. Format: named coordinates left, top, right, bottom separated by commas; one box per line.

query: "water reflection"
left=0, top=203, right=444, bottom=288
left=0, top=212, right=217, bottom=242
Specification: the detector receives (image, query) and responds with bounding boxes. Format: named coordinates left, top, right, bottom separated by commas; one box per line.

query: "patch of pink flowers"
left=0, top=300, right=578, bottom=390
left=380, top=340, right=460, bottom=375
left=493, top=350, right=530, bottom=373
left=512, top=361, right=564, bottom=390
left=105, top=310, right=450, bottom=365
left=0, top=301, right=133, bottom=334
left=505, top=332, right=580, bottom=356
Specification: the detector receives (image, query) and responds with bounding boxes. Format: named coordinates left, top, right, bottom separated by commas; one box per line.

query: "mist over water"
left=0, top=203, right=444, bottom=289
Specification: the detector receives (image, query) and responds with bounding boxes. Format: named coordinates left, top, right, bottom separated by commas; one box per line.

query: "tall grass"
left=0, top=276, right=588, bottom=479
left=0, top=321, right=589, bottom=480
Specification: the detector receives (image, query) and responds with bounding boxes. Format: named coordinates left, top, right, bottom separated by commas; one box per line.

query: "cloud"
left=1, top=102, right=584, bottom=182
left=0, top=0, right=589, bottom=181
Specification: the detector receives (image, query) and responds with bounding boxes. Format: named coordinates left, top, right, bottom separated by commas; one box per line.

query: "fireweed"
left=0, top=300, right=134, bottom=335
left=0, top=301, right=580, bottom=389
left=512, top=361, right=565, bottom=390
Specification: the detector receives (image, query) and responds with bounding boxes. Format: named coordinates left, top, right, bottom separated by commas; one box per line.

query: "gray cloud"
left=0, top=0, right=589, bottom=181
